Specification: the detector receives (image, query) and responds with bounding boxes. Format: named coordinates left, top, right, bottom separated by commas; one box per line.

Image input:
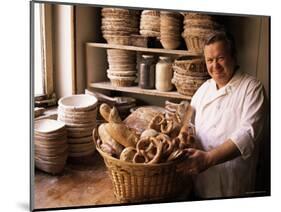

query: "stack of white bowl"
left=57, top=94, right=98, bottom=158
left=160, top=11, right=182, bottom=50
left=106, top=49, right=137, bottom=87
left=140, top=10, right=160, bottom=38
left=101, top=8, right=140, bottom=45
left=34, top=119, right=68, bottom=174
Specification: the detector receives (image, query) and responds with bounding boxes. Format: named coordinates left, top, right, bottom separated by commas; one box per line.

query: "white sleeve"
left=190, top=84, right=202, bottom=125
left=229, top=80, right=266, bottom=159
left=190, top=81, right=209, bottom=125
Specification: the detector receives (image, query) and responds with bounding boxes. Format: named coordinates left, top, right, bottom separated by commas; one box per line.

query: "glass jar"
left=139, top=55, right=156, bottom=89
left=155, top=56, right=173, bottom=91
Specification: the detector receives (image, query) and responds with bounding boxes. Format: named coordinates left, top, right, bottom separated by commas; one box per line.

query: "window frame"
left=40, top=3, right=54, bottom=98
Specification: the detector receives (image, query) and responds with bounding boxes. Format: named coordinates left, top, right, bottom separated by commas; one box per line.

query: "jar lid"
left=142, top=55, right=154, bottom=59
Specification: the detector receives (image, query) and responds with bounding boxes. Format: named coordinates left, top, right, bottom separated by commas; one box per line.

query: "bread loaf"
left=99, top=103, right=122, bottom=123
left=98, top=123, right=124, bottom=156
left=124, top=106, right=165, bottom=135
left=120, top=147, right=137, bottom=162
left=105, top=123, right=138, bottom=147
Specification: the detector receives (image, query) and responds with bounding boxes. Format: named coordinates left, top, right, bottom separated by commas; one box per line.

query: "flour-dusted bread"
left=99, top=103, right=122, bottom=123
left=105, top=123, right=138, bottom=147
left=124, top=106, right=166, bottom=135
left=98, top=123, right=124, bottom=156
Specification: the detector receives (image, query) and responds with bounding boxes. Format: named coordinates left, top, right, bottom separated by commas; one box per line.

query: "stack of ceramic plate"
left=140, top=10, right=160, bottom=38
left=181, top=12, right=224, bottom=52
left=101, top=8, right=140, bottom=45
left=34, top=119, right=68, bottom=174
left=106, top=49, right=137, bottom=87
left=58, top=94, right=98, bottom=158
left=160, top=11, right=182, bottom=50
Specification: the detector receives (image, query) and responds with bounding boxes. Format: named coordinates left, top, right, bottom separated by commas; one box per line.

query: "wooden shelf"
left=89, top=81, right=192, bottom=100
left=86, top=42, right=202, bottom=56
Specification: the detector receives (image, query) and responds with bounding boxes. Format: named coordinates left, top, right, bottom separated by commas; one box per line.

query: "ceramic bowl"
left=35, top=158, right=66, bottom=174
left=35, top=145, right=68, bottom=157
left=58, top=94, right=98, bottom=112
left=34, top=119, right=66, bottom=134
left=68, top=142, right=95, bottom=153
left=67, top=135, right=93, bottom=144
left=57, top=106, right=97, bottom=118
left=68, top=147, right=95, bottom=157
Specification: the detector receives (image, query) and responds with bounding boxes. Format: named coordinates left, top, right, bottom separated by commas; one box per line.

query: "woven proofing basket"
left=183, top=35, right=205, bottom=52
left=173, top=58, right=208, bottom=77
left=97, top=147, right=189, bottom=203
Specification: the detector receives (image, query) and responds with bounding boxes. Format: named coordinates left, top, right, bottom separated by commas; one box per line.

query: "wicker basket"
left=172, top=74, right=209, bottom=96
left=182, top=28, right=221, bottom=52
left=182, top=34, right=205, bottom=52
left=160, top=39, right=180, bottom=50
left=101, top=8, right=130, bottom=17
left=97, top=147, right=191, bottom=203
left=107, top=70, right=137, bottom=77
left=183, top=19, right=222, bottom=30
left=141, top=10, right=160, bottom=17
left=173, top=58, right=209, bottom=77
left=130, top=35, right=148, bottom=47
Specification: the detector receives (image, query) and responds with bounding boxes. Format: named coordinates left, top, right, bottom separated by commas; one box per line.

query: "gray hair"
left=204, top=31, right=237, bottom=60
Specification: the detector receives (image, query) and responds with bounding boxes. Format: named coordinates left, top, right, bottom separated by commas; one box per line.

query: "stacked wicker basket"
left=160, top=11, right=182, bottom=50
left=182, top=12, right=224, bottom=52
left=101, top=8, right=140, bottom=45
left=106, top=49, right=137, bottom=87
left=34, top=119, right=68, bottom=174
left=57, top=94, right=98, bottom=158
left=140, top=10, right=160, bottom=38
left=172, top=57, right=210, bottom=96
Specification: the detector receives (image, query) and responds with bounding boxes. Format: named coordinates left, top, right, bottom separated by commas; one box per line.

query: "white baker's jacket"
left=190, top=70, right=265, bottom=198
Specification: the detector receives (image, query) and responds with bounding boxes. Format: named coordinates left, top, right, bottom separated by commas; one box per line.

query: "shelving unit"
left=86, top=42, right=203, bottom=56
left=89, top=82, right=192, bottom=100
left=86, top=42, right=200, bottom=102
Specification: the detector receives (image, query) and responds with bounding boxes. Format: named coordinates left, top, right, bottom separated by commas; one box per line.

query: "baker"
left=183, top=31, right=266, bottom=198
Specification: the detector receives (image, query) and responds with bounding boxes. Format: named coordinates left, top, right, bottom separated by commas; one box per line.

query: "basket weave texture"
left=183, top=35, right=205, bottom=52
left=173, top=58, right=208, bottom=77
left=97, top=147, right=188, bottom=203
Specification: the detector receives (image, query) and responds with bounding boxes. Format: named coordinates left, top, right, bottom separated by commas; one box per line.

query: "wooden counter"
left=34, top=153, right=119, bottom=210
left=34, top=151, right=192, bottom=210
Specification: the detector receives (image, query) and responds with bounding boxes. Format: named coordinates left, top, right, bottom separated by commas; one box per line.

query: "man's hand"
left=177, top=139, right=241, bottom=175
left=177, top=148, right=213, bottom=175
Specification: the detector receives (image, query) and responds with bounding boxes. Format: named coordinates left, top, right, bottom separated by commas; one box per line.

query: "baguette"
left=99, top=103, right=122, bottom=123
